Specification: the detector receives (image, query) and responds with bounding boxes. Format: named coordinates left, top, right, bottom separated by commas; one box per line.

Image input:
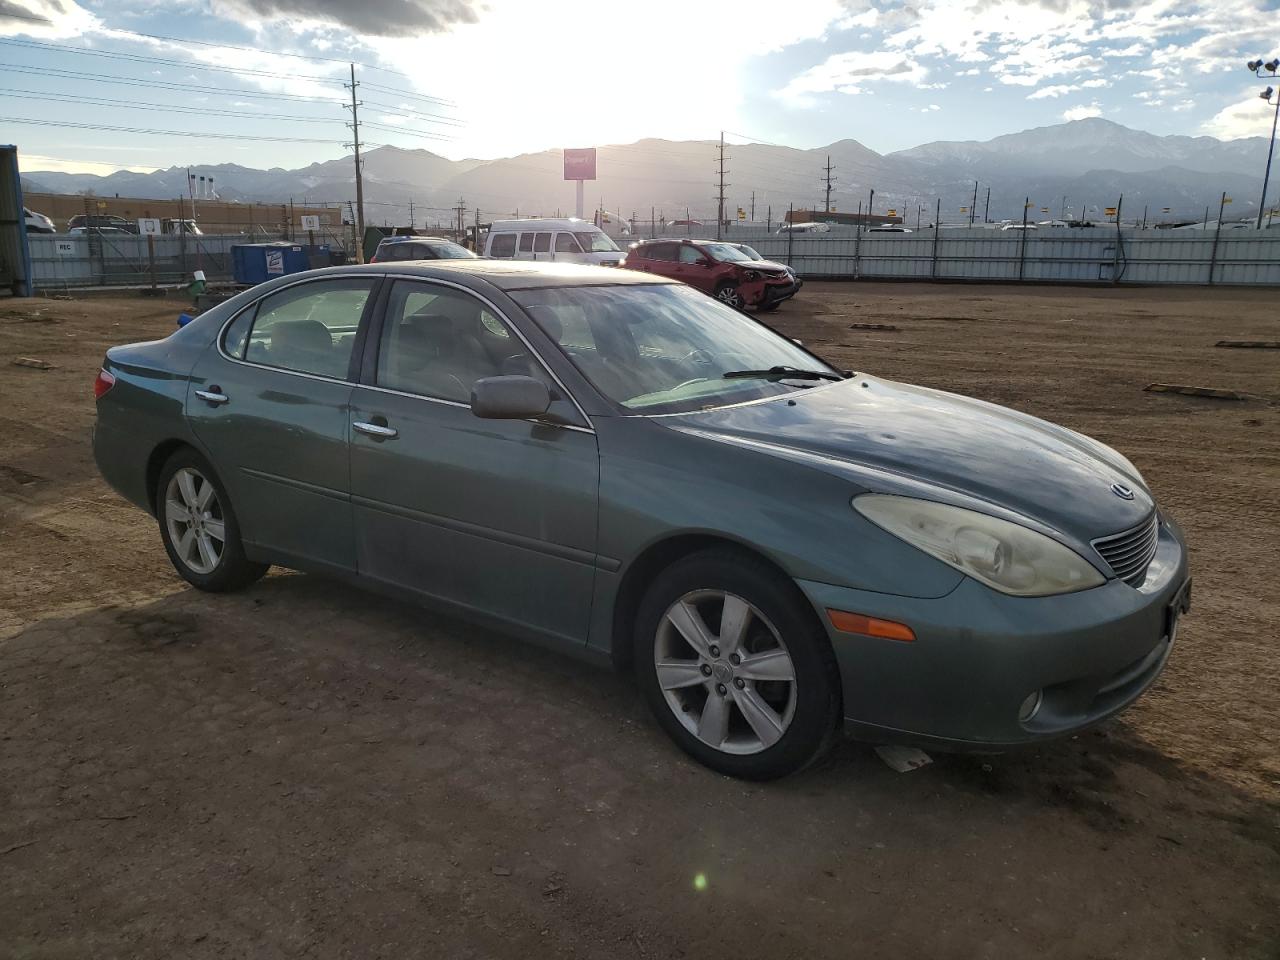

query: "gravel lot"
left=1, top=282, right=1277, bottom=958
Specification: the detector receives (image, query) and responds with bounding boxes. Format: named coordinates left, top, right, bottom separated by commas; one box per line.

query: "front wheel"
left=757, top=300, right=780, bottom=313
left=157, top=449, right=268, bottom=592
left=713, top=282, right=742, bottom=310
left=634, top=549, right=841, bottom=779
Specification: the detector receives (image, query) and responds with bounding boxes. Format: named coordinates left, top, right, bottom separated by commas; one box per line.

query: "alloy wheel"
left=716, top=286, right=741, bottom=308
left=654, top=589, right=797, bottom=755
left=164, top=467, right=225, bottom=575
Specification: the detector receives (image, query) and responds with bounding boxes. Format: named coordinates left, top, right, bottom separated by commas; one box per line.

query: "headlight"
left=852, top=494, right=1105, bottom=597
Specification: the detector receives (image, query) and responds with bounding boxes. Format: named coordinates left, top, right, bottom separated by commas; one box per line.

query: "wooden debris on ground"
left=849, top=322, right=899, bottom=331
left=12, top=357, right=55, bottom=370
left=1144, top=383, right=1248, bottom=400
left=1215, top=340, right=1280, bottom=349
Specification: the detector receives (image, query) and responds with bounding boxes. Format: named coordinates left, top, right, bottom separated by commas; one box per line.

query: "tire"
left=713, top=282, right=742, bottom=310
left=634, top=548, right=841, bottom=779
left=156, top=448, right=268, bottom=592
left=757, top=300, right=780, bottom=313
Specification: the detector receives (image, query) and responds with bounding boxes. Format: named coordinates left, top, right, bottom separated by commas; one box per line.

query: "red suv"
left=621, top=239, right=797, bottom=311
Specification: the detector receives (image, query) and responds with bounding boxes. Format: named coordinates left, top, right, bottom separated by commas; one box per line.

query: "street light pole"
left=1247, top=58, right=1280, bottom=229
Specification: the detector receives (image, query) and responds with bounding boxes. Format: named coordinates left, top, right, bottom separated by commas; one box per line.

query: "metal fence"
left=625, top=225, right=1280, bottom=285
left=28, top=227, right=352, bottom=291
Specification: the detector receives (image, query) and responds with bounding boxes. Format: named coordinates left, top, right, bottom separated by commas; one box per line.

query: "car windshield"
left=574, top=231, right=620, bottom=253
left=511, top=283, right=841, bottom=415
left=425, top=241, right=477, bottom=259
left=698, top=242, right=753, bottom=263
left=735, top=245, right=763, bottom=260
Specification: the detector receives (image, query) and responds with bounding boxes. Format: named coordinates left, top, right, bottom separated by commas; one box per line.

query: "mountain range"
left=20, top=118, right=1273, bottom=226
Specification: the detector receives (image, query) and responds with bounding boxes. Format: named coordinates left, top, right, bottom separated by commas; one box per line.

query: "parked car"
left=1001, top=223, right=1038, bottom=231
left=483, top=217, right=623, bottom=266
left=730, top=243, right=802, bottom=303
left=370, top=235, right=478, bottom=263
left=69, top=226, right=130, bottom=236
left=868, top=225, right=912, bottom=233
left=92, top=261, right=1189, bottom=779
left=776, top=221, right=830, bottom=235
left=68, top=214, right=138, bottom=234
left=24, top=207, right=54, bottom=233
left=623, top=238, right=797, bottom=311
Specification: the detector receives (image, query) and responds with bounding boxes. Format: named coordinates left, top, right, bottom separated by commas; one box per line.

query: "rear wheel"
left=157, top=449, right=267, bottom=592
left=713, top=282, right=742, bottom=310
left=634, top=549, right=840, bottom=779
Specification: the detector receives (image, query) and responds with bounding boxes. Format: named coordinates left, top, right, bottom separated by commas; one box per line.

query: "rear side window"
left=221, top=306, right=254, bottom=359
left=382, top=243, right=415, bottom=261
left=645, top=243, right=677, bottom=262
left=243, top=278, right=375, bottom=380
left=519, top=233, right=535, bottom=253
left=555, top=233, right=581, bottom=253
left=489, top=233, right=516, bottom=258
left=533, top=232, right=552, bottom=253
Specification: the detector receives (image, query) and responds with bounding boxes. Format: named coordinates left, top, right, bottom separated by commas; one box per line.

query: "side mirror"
left=470, top=375, right=551, bottom=420
left=699, top=258, right=713, bottom=267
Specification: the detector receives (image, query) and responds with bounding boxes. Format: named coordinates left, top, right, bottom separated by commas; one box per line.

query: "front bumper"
left=758, top=279, right=801, bottom=306
left=797, top=515, right=1190, bottom=749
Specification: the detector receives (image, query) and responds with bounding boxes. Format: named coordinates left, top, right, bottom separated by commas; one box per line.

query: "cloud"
left=777, top=49, right=918, bottom=104
left=1063, top=102, right=1103, bottom=121
left=215, top=0, right=481, bottom=36
left=1201, top=89, right=1277, bottom=139
left=0, top=0, right=97, bottom=38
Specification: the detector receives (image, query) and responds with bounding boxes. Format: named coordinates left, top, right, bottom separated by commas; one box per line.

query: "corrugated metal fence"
left=629, top=226, right=1280, bottom=285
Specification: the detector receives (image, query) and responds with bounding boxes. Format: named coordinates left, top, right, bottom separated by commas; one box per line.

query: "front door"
left=187, top=275, right=379, bottom=571
left=348, top=279, right=600, bottom=644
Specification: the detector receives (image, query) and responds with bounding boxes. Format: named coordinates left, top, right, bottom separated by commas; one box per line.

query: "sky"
left=3, top=0, right=1280, bottom=174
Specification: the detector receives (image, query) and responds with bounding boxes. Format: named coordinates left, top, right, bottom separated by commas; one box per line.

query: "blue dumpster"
left=231, top=242, right=310, bottom=285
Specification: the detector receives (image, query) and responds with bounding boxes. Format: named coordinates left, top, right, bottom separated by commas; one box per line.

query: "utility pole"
left=409, top=198, right=415, bottom=230
left=453, top=197, right=467, bottom=240
left=970, top=180, right=978, bottom=226
left=716, top=131, right=729, bottom=240
left=750, top=191, right=755, bottom=222
left=344, top=64, right=366, bottom=262
left=983, top=187, right=990, bottom=224
left=823, top=156, right=835, bottom=214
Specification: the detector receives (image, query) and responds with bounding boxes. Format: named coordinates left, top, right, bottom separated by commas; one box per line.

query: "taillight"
left=94, top=368, right=116, bottom=400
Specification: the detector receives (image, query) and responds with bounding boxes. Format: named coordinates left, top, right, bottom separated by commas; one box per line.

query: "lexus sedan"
left=93, top=261, right=1190, bottom=779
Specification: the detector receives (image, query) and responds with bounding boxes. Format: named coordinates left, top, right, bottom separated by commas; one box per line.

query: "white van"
left=483, top=218, right=624, bottom=266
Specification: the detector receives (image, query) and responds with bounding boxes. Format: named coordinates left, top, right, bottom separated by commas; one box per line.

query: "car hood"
left=751, top=259, right=793, bottom=274
left=664, top=375, right=1154, bottom=541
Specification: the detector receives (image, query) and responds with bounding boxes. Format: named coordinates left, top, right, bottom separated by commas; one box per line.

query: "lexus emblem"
left=1111, top=482, right=1135, bottom=500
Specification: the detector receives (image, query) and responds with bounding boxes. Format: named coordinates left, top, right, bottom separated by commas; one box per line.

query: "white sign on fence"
left=53, top=240, right=76, bottom=257
left=300, top=215, right=321, bottom=231
left=265, top=250, right=285, bottom=275
left=137, top=217, right=162, bottom=236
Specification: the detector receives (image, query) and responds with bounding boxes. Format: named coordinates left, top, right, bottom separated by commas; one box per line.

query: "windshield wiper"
left=722, top=365, right=845, bottom=382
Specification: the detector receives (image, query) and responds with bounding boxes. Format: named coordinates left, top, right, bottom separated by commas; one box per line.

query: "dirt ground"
left=1, top=282, right=1277, bottom=959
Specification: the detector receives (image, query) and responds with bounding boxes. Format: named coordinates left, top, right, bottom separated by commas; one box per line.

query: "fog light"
left=1018, top=689, right=1044, bottom=723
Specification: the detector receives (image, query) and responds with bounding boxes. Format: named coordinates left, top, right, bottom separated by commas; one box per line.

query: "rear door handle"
left=195, top=388, right=229, bottom=405
left=353, top=420, right=398, bottom=440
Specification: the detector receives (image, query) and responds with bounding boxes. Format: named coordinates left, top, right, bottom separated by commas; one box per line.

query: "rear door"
left=348, top=278, right=599, bottom=643
left=187, top=275, right=380, bottom=571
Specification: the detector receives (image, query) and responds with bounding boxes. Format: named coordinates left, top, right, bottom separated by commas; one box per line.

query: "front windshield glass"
left=426, top=241, right=478, bottom=259
left=736, top=245, right=763, bottom=260
left=511, top=283, right=840, bottom=415
left=575, top=230, right=620, bottom=253
left=698, top=242, right=754, bottom=263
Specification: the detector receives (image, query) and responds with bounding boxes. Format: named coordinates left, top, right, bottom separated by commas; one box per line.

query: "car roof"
left=308, top=260, right=676, bottom=291
left=380, top=235, right=453, bottom=244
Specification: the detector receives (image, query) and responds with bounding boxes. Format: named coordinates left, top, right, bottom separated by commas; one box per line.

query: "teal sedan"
left=93, top=261, right=1190, bottom=779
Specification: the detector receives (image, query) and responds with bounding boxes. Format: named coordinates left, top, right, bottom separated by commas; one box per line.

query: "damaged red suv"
left=621, top=238, right=797, bottom=311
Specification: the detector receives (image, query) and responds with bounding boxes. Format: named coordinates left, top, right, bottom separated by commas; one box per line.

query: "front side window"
left=678, top=245, right=704, bottom=264
left=243, top=278, right=374, bottom=379
left=555, top=232, right=582, bottom=253
left=574, top=230, right=620, bottom=253
left=376, top=281, right=545, bottom=403
left=489, top=233, right=516, bottom=258
left=513, top=283, right=838, bottom=415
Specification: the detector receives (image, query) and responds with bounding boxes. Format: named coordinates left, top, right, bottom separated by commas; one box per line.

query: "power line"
left=0, top=88, right=342, bottom=124
left=0, top=116, right=343, bottom=143
left=0, top=37, right=349, bottom=86
left=359, top=98, right=465, bottom=127
left=360, top=80, right=456, bottom=109
left=0, top=63, right=340, bottom=103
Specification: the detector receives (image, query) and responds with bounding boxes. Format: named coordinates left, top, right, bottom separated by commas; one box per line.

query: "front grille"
left=1093, top=512, right=1160, bottom=585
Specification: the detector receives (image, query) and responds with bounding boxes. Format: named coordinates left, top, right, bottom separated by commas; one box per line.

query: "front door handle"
left=195, top=387, right=229, bottom=405
left=353, top=420, right=398, bottom=440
